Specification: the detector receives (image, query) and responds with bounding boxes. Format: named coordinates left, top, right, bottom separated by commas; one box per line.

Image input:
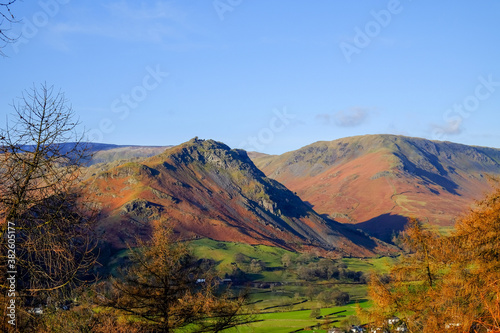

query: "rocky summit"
left=87, top=138, right=394, bottom=257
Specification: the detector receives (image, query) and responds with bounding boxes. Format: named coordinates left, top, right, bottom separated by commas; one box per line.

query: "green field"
left=187, top=238, right=397, bottom=332
left=341, top=256, right=395, bottom=275
left=190, top=238, right=394, bottom=277
left=222, top=298, right=372, bottom=333
left=190, top=238, right=301, bottom=280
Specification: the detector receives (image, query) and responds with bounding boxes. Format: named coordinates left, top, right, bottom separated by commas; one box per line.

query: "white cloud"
left=316, top=107, right=370, bottom=127
left=431, top=118, right=463, bottom=136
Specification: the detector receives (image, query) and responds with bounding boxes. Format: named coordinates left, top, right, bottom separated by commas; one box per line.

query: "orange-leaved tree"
left=102, top=221, right=253, bottom=332
left=365, top=183, right=500, bottom=333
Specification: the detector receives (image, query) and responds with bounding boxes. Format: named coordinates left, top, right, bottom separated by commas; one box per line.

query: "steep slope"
left=87, top=138, right=393, bottom=257
left=252, top=135, right=500, bottom=241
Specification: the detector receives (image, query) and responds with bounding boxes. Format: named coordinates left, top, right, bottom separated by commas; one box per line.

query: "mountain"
left=87, top=138, right=393, bottom=257
left=252, top=134, right=500, bottom=241
left=82, top=143, right=171, bottom=165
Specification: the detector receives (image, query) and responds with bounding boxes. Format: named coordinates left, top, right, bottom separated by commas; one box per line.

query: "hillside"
left=87, top=138, right=393, bottom=257
left=252, top=134, right=500, bottom=241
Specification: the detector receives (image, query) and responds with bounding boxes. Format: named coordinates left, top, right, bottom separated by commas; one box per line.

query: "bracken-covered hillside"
left=252, top=134, right=500, bottom=241
left=87, top=138, right=394, bottom=257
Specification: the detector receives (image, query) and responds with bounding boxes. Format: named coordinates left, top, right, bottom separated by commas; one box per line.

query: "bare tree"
left=0, top=83, right=98, bottom=330
left=0, top=0, right=18, bottom=56
left=0, top=84, right=91, bottom=219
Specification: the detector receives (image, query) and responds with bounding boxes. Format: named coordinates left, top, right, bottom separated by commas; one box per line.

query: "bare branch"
left=0, top=0, right=19, bottom=56
left=0, top=83, right=98, bottom=331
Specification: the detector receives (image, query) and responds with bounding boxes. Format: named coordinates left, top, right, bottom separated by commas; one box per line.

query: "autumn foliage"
left=366, top=183, right=500, bottom=333
left=102, top=221, right=252, bottom=332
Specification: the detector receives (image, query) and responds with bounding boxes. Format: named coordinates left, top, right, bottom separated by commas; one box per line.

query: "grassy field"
left=190, top=238, right=300, bottom=280
left=341, top=256, right=395, bottom=275
left=223, top=299, right=372, bottom=333
left=190, top=238, right=394, bottom=277
left=187, top=238, right=397, bottom=332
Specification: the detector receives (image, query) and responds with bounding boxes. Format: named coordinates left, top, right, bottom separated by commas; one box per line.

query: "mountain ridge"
left=252, top=134, right=500, bottom=241
left=83, top=134, right=500, bottom=244
left=88, top=138, right=393, bottom=257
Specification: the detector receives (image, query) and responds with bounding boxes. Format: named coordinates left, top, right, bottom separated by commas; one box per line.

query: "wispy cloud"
left=47, top=1, right=206, bottom=49
left=104, top=1, right=186, bottom=21
left=316, top=107, right=370, bottom=127
left=431, top=118, right=463, bottom=136
left=315, top=113, right=331, bottom=125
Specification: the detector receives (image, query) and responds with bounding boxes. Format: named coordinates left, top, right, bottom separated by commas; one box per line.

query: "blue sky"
left=1, top=0, right=500, bottom=154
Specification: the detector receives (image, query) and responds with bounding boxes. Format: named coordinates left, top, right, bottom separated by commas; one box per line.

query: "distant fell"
left=88, top=145, right=171, bottom=165
left=83, top=143, right=171, bottom=165
left=9, top=142, right=172, bottom=165
left=252, top=134, right=500, bottom=241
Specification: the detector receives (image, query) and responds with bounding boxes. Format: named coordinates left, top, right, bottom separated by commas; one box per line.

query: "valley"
left=82, top=135, right=500, bottom=332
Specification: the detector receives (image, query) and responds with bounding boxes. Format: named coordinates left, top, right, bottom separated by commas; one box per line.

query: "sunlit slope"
left=252, top=134, right=500, bottom=241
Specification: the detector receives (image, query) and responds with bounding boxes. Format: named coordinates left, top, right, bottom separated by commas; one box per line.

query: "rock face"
left=252, top=134, right=500, bottom=241
left=89, top=138, right=393, bottom=257
left=121, top=199, right=162, bottom=222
